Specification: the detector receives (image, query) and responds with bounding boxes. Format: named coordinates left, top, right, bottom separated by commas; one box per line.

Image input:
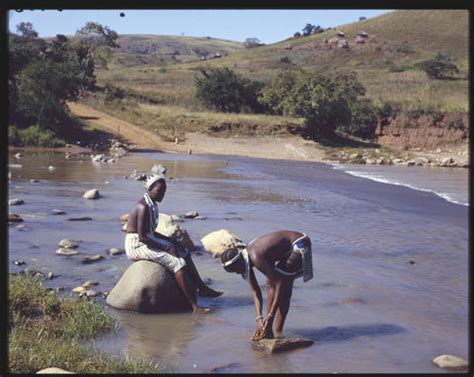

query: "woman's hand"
left=261, top=313, right=275, bottom=339
left=251, top=316, right=265, bottom=341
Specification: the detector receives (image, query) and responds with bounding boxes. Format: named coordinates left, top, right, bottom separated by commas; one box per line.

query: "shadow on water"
left=201, top=295, right=254, bottom=309
left=292, top=323, right=406, bottom=343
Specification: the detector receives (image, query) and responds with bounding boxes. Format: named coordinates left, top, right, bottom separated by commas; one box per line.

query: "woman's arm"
left=137, top=205, right=175, bottom=252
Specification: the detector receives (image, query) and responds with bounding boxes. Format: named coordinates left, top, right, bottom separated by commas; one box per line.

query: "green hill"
left=82, top=10, right=468, bottom=144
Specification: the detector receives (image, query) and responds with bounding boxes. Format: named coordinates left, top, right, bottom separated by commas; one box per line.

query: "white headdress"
left=144, top=174, right=165, bottom=191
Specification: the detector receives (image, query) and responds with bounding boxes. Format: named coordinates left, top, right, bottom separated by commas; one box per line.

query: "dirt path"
left=68, top=102, right=169, bottom=151
left=67, top=102, right=328, bottom=162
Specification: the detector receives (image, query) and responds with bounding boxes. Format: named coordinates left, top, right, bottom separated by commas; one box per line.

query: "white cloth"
left=292, top=234, right=313, bottom=282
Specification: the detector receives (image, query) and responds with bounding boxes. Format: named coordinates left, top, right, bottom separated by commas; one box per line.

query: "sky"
left=8, top=9, right=392, bottom=44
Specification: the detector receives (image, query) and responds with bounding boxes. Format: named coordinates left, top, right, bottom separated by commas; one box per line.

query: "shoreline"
left=9, top=102, right=469, bottom=168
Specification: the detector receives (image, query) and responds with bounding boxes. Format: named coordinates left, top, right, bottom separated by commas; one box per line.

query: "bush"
left=9, top=125, right=65, bottom=147
left=376, top=101, right=401, bottom=119
left=259, top=69, right=366, bottom=139
left=417, top=53, right=459, bottom=80
left=195, top=67, right=265, bottom=113
left=341, top=99, right=378, bottom=139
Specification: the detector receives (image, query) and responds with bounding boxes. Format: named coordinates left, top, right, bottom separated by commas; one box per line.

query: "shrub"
left=259, top=69, right=366, bottom=139
left=9, top=125, right=65, bottom=147
left=195, top=67, right=265, bottom=113
left=341, top=99, right=378, bottom=139
left=417, top=53, right=459, bottom=80
left=376, top=101, right=401, bottom=119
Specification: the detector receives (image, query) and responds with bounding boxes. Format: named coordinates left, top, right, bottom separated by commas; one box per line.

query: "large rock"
left=432, top=354, right=468, bottom=371
left=201, top=229, right=243, bottom=258
left=106, top=260, right=193, bottom=313
left=252, top=338, right=314, bottom=354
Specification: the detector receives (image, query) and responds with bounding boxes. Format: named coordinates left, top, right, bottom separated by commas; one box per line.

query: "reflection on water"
left=8, top=150, right=468, bottom=373
left=109, top=309, right=199, bottom=363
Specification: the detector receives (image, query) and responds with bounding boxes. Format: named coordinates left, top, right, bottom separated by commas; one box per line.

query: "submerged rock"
left=82, top=280, right=99, bottom=289
left=51, top=209, right=66, bottom=215
left=106, top=260, right=192, bottom=313
left=184, top=211, right=199, bottom=219
left=81, top=254, right=103, bottom=264
left=252, top=338, right=314, bottom=353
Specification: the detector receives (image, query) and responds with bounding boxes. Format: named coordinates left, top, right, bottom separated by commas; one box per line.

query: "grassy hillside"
left=84, top=10, right=468, bottom=144
left=111, top=34, right=244, bottom=67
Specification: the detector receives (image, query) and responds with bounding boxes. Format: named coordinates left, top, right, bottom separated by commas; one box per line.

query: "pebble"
left=85, top=289, right=98, bottom=297
left=72, top=286, right=87, bottom=294
left=8, top=214, right=24, bottom=223
left=82, top=280, right=99, bottom=289
left=47, top=272, right=55, bottom=279
left=432, top=354, right=468, bottom=371
left=30, top=179, right=40, bottom=183
left=107, top=247, right=124, bottom=256
left=14, top=153, right=22, bottom=158
left=67, top=217, right=93, bottom=221
left=13, top=260, right=26, bottom=266
left=184, top=211, right=199, bottom=219
left=48, top=166, right=56, bottom=171
left=82, top=189, right=100, bottom=199
left=55, top=248, right=79, bottom=256
left=9, top=198, right=25, bottom=205
left=51, top=209, right=66, bottom=215
left=81, top=254, right=103, bottom=264
left=58, top=239, right=79, bottom=249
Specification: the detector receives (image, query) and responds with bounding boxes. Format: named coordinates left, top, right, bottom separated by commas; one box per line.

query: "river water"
left=8, top=149, right=469, bottom=374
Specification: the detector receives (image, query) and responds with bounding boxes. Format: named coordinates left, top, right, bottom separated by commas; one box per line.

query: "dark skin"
left=225, top=230, right=304, bottom=340
left=127, top=179, right=222, bottom=314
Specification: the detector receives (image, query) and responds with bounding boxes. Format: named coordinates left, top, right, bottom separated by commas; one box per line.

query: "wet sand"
left=8, top=149, right=468, bottom=373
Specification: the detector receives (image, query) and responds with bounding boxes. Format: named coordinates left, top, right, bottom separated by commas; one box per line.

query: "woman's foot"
left=198, top=286, right=223, bottom=297
left=192, top=305, right=213, bottom=314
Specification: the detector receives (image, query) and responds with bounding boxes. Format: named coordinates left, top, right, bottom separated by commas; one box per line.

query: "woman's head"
left=221, top=247, right=245, bottom=274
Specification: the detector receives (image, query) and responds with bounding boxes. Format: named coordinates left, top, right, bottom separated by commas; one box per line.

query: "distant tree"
left=293, top=32, right=302, bottom=38
left=302, top=23, right=315, bottom=36
left=195, top=67, right=265, bottom=113
left=312, top=25, right=325, bottom=34
left=417, top=53, right=459, bottom=80
left=243, top=37, right=264, bottom=48
left=359, top=16, right=367, bottom=21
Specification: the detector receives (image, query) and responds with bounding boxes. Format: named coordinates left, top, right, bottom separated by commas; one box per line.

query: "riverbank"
left=64, top=102, right=468, bottom=168
left=8, top=273, right=165, bottom=374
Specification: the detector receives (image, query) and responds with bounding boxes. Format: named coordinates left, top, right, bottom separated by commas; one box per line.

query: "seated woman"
left=125, top=174, right=222, bottom=314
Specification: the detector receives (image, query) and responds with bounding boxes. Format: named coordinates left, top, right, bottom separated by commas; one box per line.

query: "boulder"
left=200, top=229, right=243, bottom=258
left=83, top=189, right=100, bottom=199
left=337, top=39, right=349, bottom=49
left=150, top=163, right=167, bottom=175
left=432, top=355, right=468, bottom=371
left=106, top=260, right=193, bottom=313
left=119, top=213, right=129, bottom=222
left=252, top=338, right=314, bottom=354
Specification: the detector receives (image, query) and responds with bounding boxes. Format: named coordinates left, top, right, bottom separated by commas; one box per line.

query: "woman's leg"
left=273, top=278, right=294, bottom=338
left=183, top=254, right=223, bottom=297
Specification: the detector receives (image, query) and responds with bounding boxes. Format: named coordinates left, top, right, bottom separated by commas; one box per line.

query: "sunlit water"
left=8, top=149, right=468, bottom=373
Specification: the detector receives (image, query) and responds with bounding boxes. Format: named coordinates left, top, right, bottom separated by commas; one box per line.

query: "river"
left=8, top=149, right=469, bottom=373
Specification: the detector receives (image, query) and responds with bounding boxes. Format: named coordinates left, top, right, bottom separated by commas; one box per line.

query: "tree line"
left=9, top=22, right=119, bottom=146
